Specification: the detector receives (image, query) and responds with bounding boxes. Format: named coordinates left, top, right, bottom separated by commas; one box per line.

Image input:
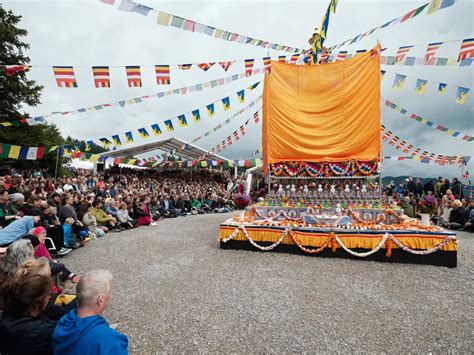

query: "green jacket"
left=89, top=207, right=112, bottom=223
left=191, top=199, right=202, bottom=209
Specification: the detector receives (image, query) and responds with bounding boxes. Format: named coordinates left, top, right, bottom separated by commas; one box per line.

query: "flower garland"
left=270, top=160, right=379, bottom=178
left=222, top=220, right=455, bottom=257
left=241, top=225, right=290, bottom=251
left=389, top=234, right=455, bottom=255
left=335, top=233, right=389, bottom=257
left=328, top=161, right=353, bottom=176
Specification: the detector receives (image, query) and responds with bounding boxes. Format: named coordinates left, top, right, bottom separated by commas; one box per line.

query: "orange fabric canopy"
left=263, top=45, right=381, bottom=173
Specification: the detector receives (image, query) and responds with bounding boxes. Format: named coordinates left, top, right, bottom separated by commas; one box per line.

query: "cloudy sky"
left=3, top=0, right=473, bottom=177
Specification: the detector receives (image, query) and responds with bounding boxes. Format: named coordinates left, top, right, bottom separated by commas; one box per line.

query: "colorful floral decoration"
left=270, top=160, right=379, bottom=177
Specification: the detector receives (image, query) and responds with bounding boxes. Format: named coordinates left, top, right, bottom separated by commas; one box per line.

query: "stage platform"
left=219, top=221, right=457, bottom=268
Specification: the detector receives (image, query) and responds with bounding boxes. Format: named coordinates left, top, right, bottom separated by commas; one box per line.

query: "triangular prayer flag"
left=392, top=74, right=407, bottom=89
left=112, top=135, right=122, bottom=146
left=191, top=109, right=201, bottom=122
left=438, top=83, right=447, bottom=94
left=198, top=63, right=215, bottom=71
left=237, top=90, right=245, bottom=103
left=125, top=131, right=134, bottom=143
left=206, top=103, right=215, bottom=117
left=221, top=97, right=231, bottom=111
left=415, top=79, right=428, bottom=94
left=178, top=114, right=188, bottom=127
left=138, top=127, right=150, bottom=138
left=219, top=61, right=234, bottom=71
left=164, top=119, right=174, bottom=131
left=456, top=87, right=469, bottom=104
left=99, top=138, right=112, bottom=147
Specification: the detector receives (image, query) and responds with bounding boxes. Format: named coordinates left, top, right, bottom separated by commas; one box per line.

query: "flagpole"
left=54, top=147, right=60, bottom=179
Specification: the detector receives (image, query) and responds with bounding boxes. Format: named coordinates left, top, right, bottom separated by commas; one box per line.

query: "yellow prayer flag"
left=156, top=11, right=172, bottom=26
left=8, top=145, right=20, bottom=159
left=214, top=29, right=224, bottom=38
left=89, top=154, right=100, bottom=163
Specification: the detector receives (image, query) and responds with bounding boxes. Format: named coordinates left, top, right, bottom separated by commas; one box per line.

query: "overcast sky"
left=2, top=0, right=473, bottom=177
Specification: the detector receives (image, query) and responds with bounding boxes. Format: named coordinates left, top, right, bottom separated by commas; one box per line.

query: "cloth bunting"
left=424, top=42, right=442, bottom=64
left=290, top=54, right=300, bottom=64
left=178, top=64, right=192, bottom=70
left=438, top=83, right=447, bottom=94
left=112, top=135, right=122, bottom=146
left=221, top=97, right=230, bottom=111
left=126, top=66, right=142, bottom=87
left=254, top=111, right=259, bottom=123
left=198, top=63, right=215, bottom=71
left=382, top=97, right=473, bottom=141
left=278, top=56, right=286, bottom=63
left=125, top=131, right=134, bottom=142
left=244, top=59, right=254, bottom=77
left=336, top=51, right=347, bottom=61
left=427, top=0, right=457, bottom=15
left=233, top=131, right=239, bottom=141
left=394, top=46, right=413, bottom=63
left=415, top=79, right=428, bottom=94
left=219, top=61, right=234, bottom=71
left=328, top=2, right=448, bottom=51
left=138, top=128, right=149, bottom=138
left=5, top=65, right=29, bottom=76
left=206, top=103, right=215, bottom=117
left=237, top=90, right=245, bottom=103
left=263, top=57, right=271, bottom=73
left=458, top=38, right=474, bottom=62
left=164, top=120, right=174, bottom=131
left=456, top=87, right=470, bottom=104
left=191, top=109, right=201, bottom=122
left=99, top=138, right=112, bottom=147
left=102, top=3, right=305, bottom=52
left=155, top=65, right=170, bottom=85
left=92, top=66, right=110, bottom=88
left=150, top=124, right=162, bottom=136
left=392, top=74, right=407, bottom=89
left=178, top=115, right=187, bottom=127
left=53, top=66, right=77, bottom=88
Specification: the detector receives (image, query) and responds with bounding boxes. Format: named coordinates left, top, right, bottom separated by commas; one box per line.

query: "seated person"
left=83, top=203, right=108, bottom=237
left=160, top=194, right=177, bottom=218
left=27, top=228, right=80, bottom=283
left=0, top=260, right=56, bottom=354
left=116, top=202, right=137, bottom=229
left=0, top=189, right=19, bottom=228
left=53, top=270, right=128, bottom=354
left=136, top=202, right=152, bottom=226
left=39, top=203, right=70, bottom=256
left=7, top=193, right=25, bottom=215
left=90, top=200, right=118, bottom=231
left=0, top=215, right=40, bottom=246
left=104, top=199, right=118, bottom=218
left=445, top=200, right=467, bottom=230
left=19, top=194, right=42, bottom=216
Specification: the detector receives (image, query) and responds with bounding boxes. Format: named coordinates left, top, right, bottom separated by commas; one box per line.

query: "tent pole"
left=54, top=148, right=60, bottom=179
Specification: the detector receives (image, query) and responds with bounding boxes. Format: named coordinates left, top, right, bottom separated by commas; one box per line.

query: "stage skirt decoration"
left=219, top=220, right=457, bottom=267
left=270, top=160, right=379, bottom=177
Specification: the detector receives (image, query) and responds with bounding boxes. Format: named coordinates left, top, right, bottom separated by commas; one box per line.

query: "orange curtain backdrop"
left=263, top=45, right=381, bottom=173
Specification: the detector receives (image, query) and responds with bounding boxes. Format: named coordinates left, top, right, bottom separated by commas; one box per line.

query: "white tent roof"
left=98, top=137, right=230, bottom=163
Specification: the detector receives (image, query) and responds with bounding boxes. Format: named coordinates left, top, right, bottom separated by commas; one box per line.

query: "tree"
left=0, top=5, right=64, bottom=173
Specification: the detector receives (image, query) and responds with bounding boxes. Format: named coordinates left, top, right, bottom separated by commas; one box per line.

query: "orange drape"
left=263, top=45, right=381, bottom=174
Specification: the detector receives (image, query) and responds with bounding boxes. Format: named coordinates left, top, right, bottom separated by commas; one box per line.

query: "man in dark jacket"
left=423, top=180, right=435, bottom=195
left=447, top=200, right=467, bottom=230
left=451, top=177, right=462, bottom=199
left=53, top=270, right=128, bottom=354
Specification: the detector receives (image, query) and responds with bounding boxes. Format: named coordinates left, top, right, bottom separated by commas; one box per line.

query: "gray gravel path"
left=62, top=212, right=473, bottom=353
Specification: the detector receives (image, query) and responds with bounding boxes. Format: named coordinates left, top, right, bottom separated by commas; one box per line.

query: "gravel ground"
left=62, top=212, right=473, bottom=353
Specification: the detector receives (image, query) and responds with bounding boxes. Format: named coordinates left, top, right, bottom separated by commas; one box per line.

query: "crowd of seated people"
left=385, top=176, right=473, bottom=232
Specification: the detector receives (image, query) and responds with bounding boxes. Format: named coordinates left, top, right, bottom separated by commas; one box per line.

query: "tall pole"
left=54, top=147, right=60, bottom=179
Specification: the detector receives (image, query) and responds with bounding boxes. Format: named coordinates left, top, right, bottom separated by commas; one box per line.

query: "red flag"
left=5, top=65, right=29, bottom=76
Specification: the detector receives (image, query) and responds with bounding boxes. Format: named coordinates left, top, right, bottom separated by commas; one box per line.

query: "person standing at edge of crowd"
left=52, top=269, right=128, bottom=354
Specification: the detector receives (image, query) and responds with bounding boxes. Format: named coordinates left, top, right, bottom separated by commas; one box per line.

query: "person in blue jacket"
left=52, top=269, right=128, bottom=354
left=0, top=215, right=40, bottom=246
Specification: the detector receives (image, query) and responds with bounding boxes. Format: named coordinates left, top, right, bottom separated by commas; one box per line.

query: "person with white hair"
left=53, top=269, right=128, bottom=354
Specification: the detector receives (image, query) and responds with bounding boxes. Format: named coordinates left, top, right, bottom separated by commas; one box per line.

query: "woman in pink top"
left=29, top=227, right=80, bottom=283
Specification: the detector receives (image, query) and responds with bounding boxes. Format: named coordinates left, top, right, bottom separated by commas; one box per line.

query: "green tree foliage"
left=0, top=5, right=64, bottom=172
